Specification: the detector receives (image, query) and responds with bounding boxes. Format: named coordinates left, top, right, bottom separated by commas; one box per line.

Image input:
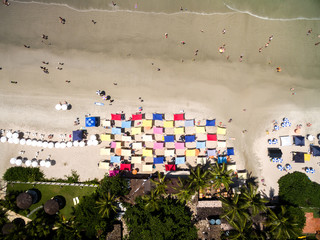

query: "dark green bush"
left=97, top=175, right=130, bottom=197
left=286, top=206, right=306, bottom=230
left=278, top=171, right=320, bottom=208
left=3, top=167, right=44, bottom=182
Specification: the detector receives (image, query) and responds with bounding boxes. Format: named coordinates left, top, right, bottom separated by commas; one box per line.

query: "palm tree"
left=188, top=165, right=210, bottom=193
left=221, top=193, right=250, bottom=222
left=240, top=183, right=268, bottom=216
left=150, top=171, right=168, bottom=195
left=266, top=206, right=301, bottom=240
left=173, top=178, right=193, bottom=204
left=53, top=215, right=81, bottom=240
left=95, top=192, right=119, bottom=218
left=210, top=162, right=234, bottom=191
left=225, top=217, right=257, bottom=240
left=142, top=190, right=160, bottom=212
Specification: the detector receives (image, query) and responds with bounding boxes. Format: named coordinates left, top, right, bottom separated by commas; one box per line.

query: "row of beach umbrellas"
left=277, top=164, right=292, bottom=171
left=1, top=137, right=99, bottom=148
left=10, top=158, right=51, bottom=168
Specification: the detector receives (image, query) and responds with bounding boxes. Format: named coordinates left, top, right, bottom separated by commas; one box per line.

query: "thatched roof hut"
left=44, top=199, right=59, bottom=215
left=16, top=192, right=32, bottom=210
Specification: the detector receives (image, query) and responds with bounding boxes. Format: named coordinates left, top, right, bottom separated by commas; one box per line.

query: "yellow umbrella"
left=217, top=127, right=227, bottom=135
left=131, top=127, right=142, bottom=135
left=100, top=134, right=111, bottom=141
left=196, top=126, right=206, bottom=133
left=174, top=127, right=185, bottom=135
left=143, top=149, right=153, bottom=157
left=142, top=120, right=153, bottom=127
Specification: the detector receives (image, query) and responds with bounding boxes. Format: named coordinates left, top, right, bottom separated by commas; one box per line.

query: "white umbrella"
left=60, top=142, right=66, bottom=148
left=73, top=141, right=79, bottom=147
left=307, top=135, right=314, bottom=141
left=31, top=140, right=37, bottom=147
left=66, top=141, right=73, bottom=148
left=55, top=142, right=60, bottom=148
left=48, top=142, right=54, bottom=149
left=8, top=138, right=14, bottom=144
left=12, top=132, right=19, bottom=139
left=90, top=135, right=97, bottom=140
left=36, top=141, right=43, bottom=147
left=87, top=140, right=93, bottom=146
left=92, top=139, right=99, bottom=146
left=42, top=141, right=48, bottom=148
left=79, top=141, right=85, bottom=147
left=45, top=161, right=51, bottom=168
left=10, top=158, right=16, bottom=164
left=20, top=138, right=26, bottom=145
left=1, top=136, right=7, bottom=143
left=16, top=159, right=22, bottom=166
left=25, top=160, right=31, bottom=167
left=26, top=139, right=32, bottom=145
left=40, top=160, right=46, bottom=167
left=61, top=104, right=68, bottom=111
left=32, top=161, right=38, bottom=167
left=6, top=132, right=12, bottom=138
left=13, top=138, right=19, bottom=144
left=55, top=104, right=62, bottom=110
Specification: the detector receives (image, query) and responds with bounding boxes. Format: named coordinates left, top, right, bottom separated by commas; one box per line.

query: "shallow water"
left=12, top=0, right=320, bottom=20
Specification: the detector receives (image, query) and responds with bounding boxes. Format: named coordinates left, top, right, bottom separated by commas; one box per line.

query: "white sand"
left=0, top=2, right=319, bottom=189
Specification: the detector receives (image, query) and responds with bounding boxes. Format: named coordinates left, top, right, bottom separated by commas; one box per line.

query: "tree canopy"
left=124, top=197, right=197, bottom=240
left=278, top=171, right=320, bottom=207
left=3, top=167, right=44, bottom=182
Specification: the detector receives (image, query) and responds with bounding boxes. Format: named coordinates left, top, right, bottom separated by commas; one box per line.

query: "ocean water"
left=12, top=0, right=320, bottom=20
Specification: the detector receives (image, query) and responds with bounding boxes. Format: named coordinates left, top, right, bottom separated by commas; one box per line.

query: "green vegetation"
left=6, top=183, right=95, bottom=219
left=301, top=207, right=320, bottom=218
left=278, top=171, right=320, bottom=208
left=124, top=196, right=197, bottom=240
left=3, top=167, right=44, bottom=182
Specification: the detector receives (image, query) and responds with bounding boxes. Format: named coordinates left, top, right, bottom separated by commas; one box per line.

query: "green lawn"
left=301, top=207, right=320, bottom=218
left=7, top=183, right=96, bottom=219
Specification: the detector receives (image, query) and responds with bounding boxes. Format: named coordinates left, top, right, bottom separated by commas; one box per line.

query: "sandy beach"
left=0, top=1, right=320, bottom=195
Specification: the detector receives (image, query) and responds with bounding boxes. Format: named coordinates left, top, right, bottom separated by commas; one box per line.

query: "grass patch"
left=301, top=207, right=320, bottom=218
left=7, top=183, right=96, bottom=219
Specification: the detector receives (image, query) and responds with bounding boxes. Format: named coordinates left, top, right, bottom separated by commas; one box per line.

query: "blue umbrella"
left=272, top=138, right=278, bottom=144
left=285, top=164, right=291, bottom=170
left=305, top=167, right=310, bottom=173
left=281, top=122, right=285, bottom=127
left=272, top=158, right=277, bottom=163
left=278, top=158, right=283, bottom=163
left=209, top=219, right=215, bottom=225
left=310, top=168, right=315, bottom=174
left=274, top=125, right=279, bottom=131
left=277, top=164, right=283, bottom=171
left=268, top=139, right=272, bottom=144
left=215, top=219, right=221, bottom=225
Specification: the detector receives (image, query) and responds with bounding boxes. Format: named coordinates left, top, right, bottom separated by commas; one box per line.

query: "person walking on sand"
left=165, top=33, right=168, bottom=38
left=24, top=45, right=30, bottom=48
left=269, top=35, right=273, bottom=41
left=239, top=55, right=243, bottom=62
left=307, top=29, right=312, bottom=35
left=222, top=28, right=226, bottom=34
